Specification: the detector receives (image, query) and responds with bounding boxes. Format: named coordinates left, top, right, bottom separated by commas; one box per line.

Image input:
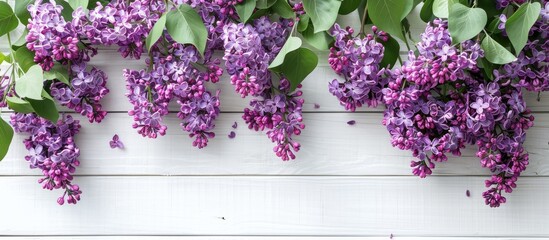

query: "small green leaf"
left=478, top=57, right=494, bottom=80
left=14, top=46, right=36, bottom=73
left=256, top=0, right=277, bottom=9
left=0, top=52, right=5, bottom=65
left=69, top=0, right=89, bottom=11
left=166, top=4, right=208, bottom=56
left=302, top=0, right=342, bottom=33
left=146, top=14, right=166, bottom=52
left=448, top=4, right=487, bottom=44
left=339, top=0, right=362, bottom=15
left=0, top=2, right=20, bottom=37
left=0, top=117, right=14, bottom=161
left=6, top=96, right=35, bottom=113
left=297, top=14, right=310, bottom=32
left=481, top=35, right=517, bottom=64
left=271, top=48, right=318, bottom=92
left=301, top=24, right=332, bottom=50
left=380, top=36, right=400, bottom=68
left=44, top=64, right=70, bottom=85
left=367, top=0, right=413, bottom=41
left=15, top=65, right=44, bottom=100
left=505, top=2, right=541, bottom=54
left=420, top=0, right=435, bottom=22
left=27, top=90, right=59, bottom=123
left=235, top=0, right=257, bottom=22
left=272, top=0, right=294, bottom=19
left=269, top=36, right=302, bottom=68
left=14, top=0, right=33, bottom=25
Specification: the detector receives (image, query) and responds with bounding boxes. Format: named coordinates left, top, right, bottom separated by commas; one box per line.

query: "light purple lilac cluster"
left=328, top=24, right=390, bottom=111
left=10, top=113, right=82, bottom=205
left=495, top=2, right=549, bottom=92
left=27, top=0, right=109, bottom=123
left=223, top=17, right=305, bottom=160
left=73, top=0, right=166, bottom=59
left=382, top=19, right=534, bottom=207
left=124, top=1, right=233, bottom=148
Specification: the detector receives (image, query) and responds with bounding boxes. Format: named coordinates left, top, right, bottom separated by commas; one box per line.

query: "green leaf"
left=235, top=0, right=257, bottom=22
left=448, top=4, right=487, bottom=44
left=505, top=2, right=541, bottom=54
left=302, top=0, right=342, bottom=33
left=27, top=91, right=59, bottom=123
left=14, top=47, right=36, bottom=73
left=166, top=4, right=208, bottom=56
left=256, top=0, right=277, bottom=9
left=297, top=14, right=310, bottom=32
left=44, top=64, right=70, bottom=85
left=477, top=0, right=499, bottom=19
left=0, top=52, right=5, bottom=65
left=0, top=117, right=14, bottom=161
left=146, top=14, right=166, bottom=52
left=432, top=0, right=458, bottom=18
left=0, top=2, right=20, bottom=37
left=55, top=0, right=74, bottom=21
left=478, top=57, right=494, bottom=80
left=380, top=36, right=400, bottom=68
left=339, top=0, right=362, bottom=15
left=14, top=0, right=33, bottom=25
left=420, top=0, right=435, bottom=22
left=301, top=24, right=332, bottom=50
left=481, top=35, right=517, bottom=64
left=12, top=29, right=28, bottom=49
left=271, top=48, right=318, bottom=92
left=15, top=65, right=44, bottom=100
left=69, top=0, right=89, bottom=11
left=367, top=0, right=413, bottom=40
left=272, top=0, right=294, bottom=19
left=248, top=8, right=269, bottom=21
left=6, top=96, right=35, bottom=113
left=269, top=36, right=302, bottom=68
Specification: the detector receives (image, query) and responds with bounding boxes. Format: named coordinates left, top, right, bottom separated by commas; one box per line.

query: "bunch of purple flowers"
left=222, top=16, right=305, bottom=160
left=10, top=113, right=82, bottom=205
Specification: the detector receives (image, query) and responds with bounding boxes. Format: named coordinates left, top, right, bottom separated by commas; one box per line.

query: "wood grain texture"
left=0, top=176, right=548, bottom=236
left=1, top=112, right=549, bottom=176
left=0, top=238, right=543, bottom=240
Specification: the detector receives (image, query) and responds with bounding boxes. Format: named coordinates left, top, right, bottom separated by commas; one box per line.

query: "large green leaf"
left=380, top=36, right=400, bottom=68
left=339, top=0, right=362, bottom=15
left=420, top=0, right=435, bottom=22
left=481, top=35, right=517, bottom=64
left=146, top=14, right=166, bottom=52
left=432, top=0, right=459, bottom=18
left=302, top=0, right=341, bottom=33
left=14, top=0, right=33, bottom=25
left=271, top=48, right=318, bottom=92
left=505, top=2, right=541, bottom=54
left=235, top=0, right=258, bottom=22
left=297, top=14, right=310, bottom=32
left=256, top=0, right=277, bottom=9
left=269, top=37, right=302, bottom=68
left=14, top=47, right=36, bottom=73
left=44, top=64, right=70, bottom=85
left=27, top=91, right=59, bottom=123
left=166, top=4, right=208, bottom=56
left=367, top=0, right=413, bottom=41
left=272, top=0, right=294, bottom=19
left=448, top=4, right=487, bottom=44
left=69, top=0, right=89, bottom=11
left=6, top=96, right=35, bottom=113
left=0, top=117, right=14, bottom=161
left=0, top=2, right=20, bottom=37
left=15, top=65, right=44, bottom=100
left=301, top=24, right=332, bottom=50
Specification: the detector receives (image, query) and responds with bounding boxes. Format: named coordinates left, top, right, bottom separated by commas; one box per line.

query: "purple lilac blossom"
left=328, top=24, right=391, bottom=111
left=10, top=113, right=82, bottom=205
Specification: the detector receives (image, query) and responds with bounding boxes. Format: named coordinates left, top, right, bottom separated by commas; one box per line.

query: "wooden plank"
left=0, top=237, right=542, bottom=240
left=1, top=112, right=548, bottom=176
left=0, top=176, right=547, bottom=236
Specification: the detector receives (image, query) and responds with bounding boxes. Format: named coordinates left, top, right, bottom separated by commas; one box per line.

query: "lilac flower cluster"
left=328, top=24, right=390, bottom=111
left=27, top=0, right=109, bottom=123
left=495, top=2, right=549, bottom=92
left=123, top=1, right=232, bottom=148
left=223, top=17, right=305, bottom=160
left=496, top=0, right=527, bottom=9
left=382, top=19, right=533, bottom=207
left=10, top=113, right=82, bottom=205
left=0, top=76, right=12, bottom=108
left=74, top=0, right=166, bottom=59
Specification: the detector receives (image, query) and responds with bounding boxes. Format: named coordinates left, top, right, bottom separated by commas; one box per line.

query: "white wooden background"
left=1, top=5, right=549, bottom=240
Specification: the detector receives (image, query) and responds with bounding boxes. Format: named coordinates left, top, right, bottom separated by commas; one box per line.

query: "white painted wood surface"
left=1, top=5, right=548, bottom=240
